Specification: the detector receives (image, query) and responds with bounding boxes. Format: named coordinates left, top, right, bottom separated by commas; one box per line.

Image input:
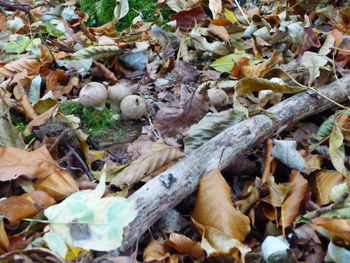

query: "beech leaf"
left=0, top=145, right=61, bottom=181
left=329, top=124, right=348, bottom=176
left=235, top=78, right=305, bottom=97
left=71, top=46, right=121, bottom=60
left=165, top=233, right=205, bottom=260
left=113, top=0, right=129, bottom=20
left=313, top=170, right=344, bottom=205
left=210, top=53, right=257, bottom=72
left=184, top=109, right=245, bottom=153
left=280, top=171, right=308, bottom=232
left=301, top=51, right=328, bottom=85
left=0, top=58, right=40, bottom=78
left=110, top=141, right=185, bottom=187
left=192, top=168, right=251, bottom=242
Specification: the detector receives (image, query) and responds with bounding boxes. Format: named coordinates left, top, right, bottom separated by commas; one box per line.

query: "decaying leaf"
left=154, top=92, right=209, bottom=137
left=144, top=240, right=178, bottom=263
left=193, top=168, right=251, bottom=242
left=111, top=141, right=185, bottom=187
left=113, top=0, right=129, bottom=20
left=312, top=217, right=350, bottom=242
left=184, top=109, right=244, bottom=152
left=0, top=145, right=61, bottom=181
left=44, top=173, right=137, bottom=255
left=301, top=51, right=328, bottom=86
left=209, top=0, right=222, bottom=19
left=169, top=6, right=208, bottom=28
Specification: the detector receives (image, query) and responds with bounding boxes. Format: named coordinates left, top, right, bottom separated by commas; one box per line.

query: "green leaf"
left=71, top=46, right=121, bottom=60
left=184, top=109, right=244, bottom=153
left=210, top=53, right=257, bottom=72
left=4, top=35, right=31, bottom=54
left=329, top=124, right=348, bottom=176
left=43, top=173, right=137, bottom=254
left=235, top=78, right=305, bottom=97
left=43, top=21, right=65, bottom=37
left=317, top=114, right=335, bottom=137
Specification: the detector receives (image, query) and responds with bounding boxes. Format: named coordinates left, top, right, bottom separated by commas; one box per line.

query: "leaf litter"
left=1, top=0, right=350, bottom=262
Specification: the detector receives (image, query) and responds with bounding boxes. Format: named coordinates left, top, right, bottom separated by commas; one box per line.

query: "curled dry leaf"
left=169, top=6, right=208, bottom=28
left=111, top=141, right=185, bottom=187
left=34, top=170, right=79, bottom=199
left=0, top=145, right=61, bottom=181
left=144, top=240, right=177, bottom=263
left=241, top=50, right=283, bottom=78
left=280, top=171, right=308, bottom=233
left=313, top=170, right=344, bottom=205
left=193, top=168, right=251, bottom=242
left=0, top=191, right=55, bottom=224
left=154, top=93, right=209, bottom=137
left=312, top=218, right=350, bottom=242
left=0, top=58, right=40, bottom=78
left=165, top=233, right=205, bottom=260
left=208, top=24, right=230, bottom=41
left=24, top=104, right=59, bottom=136
left=209, top=0, right=222, bottom=19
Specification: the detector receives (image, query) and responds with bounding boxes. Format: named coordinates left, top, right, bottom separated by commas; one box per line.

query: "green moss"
left=78, top=0, right=173, bottom=30
left=59, top=101, right=141, bottom=143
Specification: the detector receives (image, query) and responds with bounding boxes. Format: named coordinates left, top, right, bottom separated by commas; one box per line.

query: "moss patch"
left=60, top=101, right=141, bottom=144
left=78, top=0, right=173, bottom=30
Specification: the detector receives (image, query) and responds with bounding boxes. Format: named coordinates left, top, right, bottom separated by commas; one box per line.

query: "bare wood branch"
left=0, top=0, right=31, bottom=13
left=119, top=76, right=350, bottom=252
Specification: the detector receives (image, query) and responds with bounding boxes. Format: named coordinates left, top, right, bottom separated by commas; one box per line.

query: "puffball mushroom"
left=79, top=82, right=107, bottom=110
left=120, top=95, right=147, bottom=119
left=107, top=83, right=132, bottom=111
left=207, top=88, right=228, bottom=108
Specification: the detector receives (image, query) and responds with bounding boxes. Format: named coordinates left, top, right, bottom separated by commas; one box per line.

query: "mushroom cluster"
left=79, top=82, right=147, bottom=119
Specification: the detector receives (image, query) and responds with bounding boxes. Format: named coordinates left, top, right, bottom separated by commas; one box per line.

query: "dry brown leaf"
left=45, top=69, right=69, bottom=94
left=165, top=233, right=205, bottom=260
left=0, top=191, right=55, bottom=224
left=154, top=92, right=209, bottom=137
left=208, top=24, right=229, bottom=41
left=241, top=50, right=283, bottom=78
left=111, top=141, right=185, bottom=187
left=0, top=219, right=9, bottom=250
left=280, top=171, right=308, bottom=233
left=34, top=170, right=79, bottom=199
left=24, top=104, right=59, bottom=135
left=92, top=61, right=118, bottom=83
left=312, top=218, right=350, bottom=242
left=193, top=168, right=251, bottom=242
left=144, top=240, right=178, bottom=263
left=261, top=139, right=275, bottom=184
left=0, top=58, right=40, bottom=78
left=231, top=57, right=250, bottom=78
left=313, top=170, right=344, bottom=205
left=21, top=94, right=38, bottom=120
left=0, top=12, right=7, bottom=31
left=0, top=145, right=61, bottom=181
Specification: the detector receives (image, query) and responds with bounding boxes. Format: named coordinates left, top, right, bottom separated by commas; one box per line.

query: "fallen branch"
left=0, top=0, right=31, bottom=13
left=119, top=76, right=350, bottom=252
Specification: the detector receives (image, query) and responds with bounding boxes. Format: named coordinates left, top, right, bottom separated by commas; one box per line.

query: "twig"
left=0, top=0, right=31, bottom=13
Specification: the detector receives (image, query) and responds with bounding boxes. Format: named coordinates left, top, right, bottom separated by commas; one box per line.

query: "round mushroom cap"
left=207, top=88, right=228, bottom=107
left=108, top=83, right=132, bottom=102
left=120, top=95, right=147, bottom=119
left=79, top=82, right=107, bottom=109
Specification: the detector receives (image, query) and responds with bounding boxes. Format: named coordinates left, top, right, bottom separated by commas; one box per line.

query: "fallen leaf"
left=209, top=0, right=222, bottom=19
left=24, top=104, right=59, bottom=135
left=211, top=53, right=257, bottom=72
left=0, top=145, right=61, bottom=181
left=71, top=46, right=121, bottom=60
left=0, top=191, right=55, bottom=224
left=111, top=141, right=185, bottom=187
left=312, top=217, right=350, bottom=242
left=144, top=240, right=178, bottom=263
left=154, top=92, right=209, bottom=137
left=301, top=51, right=328, bottom=85
left=34, top=170, right=79, bottom=200
left=208, top=24, right=229, bottom=41
left=241, top=50, right=283, bottom=78
left=313, top=170, right=344, bottom=205
left=0, top=58, right=40, bottom=78
left=329, top=123, right=348, bottom=176
left=165, top=233, right=205, bottom=260
left=44, top=173, right=137, bottom=254
left=113, top=0, right=129, bottom=20
left=280, top=171, right=308, bottom=233
left=193, top=168, right=251, bottom=242
left=235, top=78, right=304, bottom=97
left=0, top=12, right=6, bottom=31
left=169, top=6, right=208, bottom=28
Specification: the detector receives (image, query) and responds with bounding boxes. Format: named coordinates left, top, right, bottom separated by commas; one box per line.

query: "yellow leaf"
left=193, top=168, right=250, bottom=241
left=224, top=8, right=240, bottom=24
left=111, top=141, right=185, bottom=187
